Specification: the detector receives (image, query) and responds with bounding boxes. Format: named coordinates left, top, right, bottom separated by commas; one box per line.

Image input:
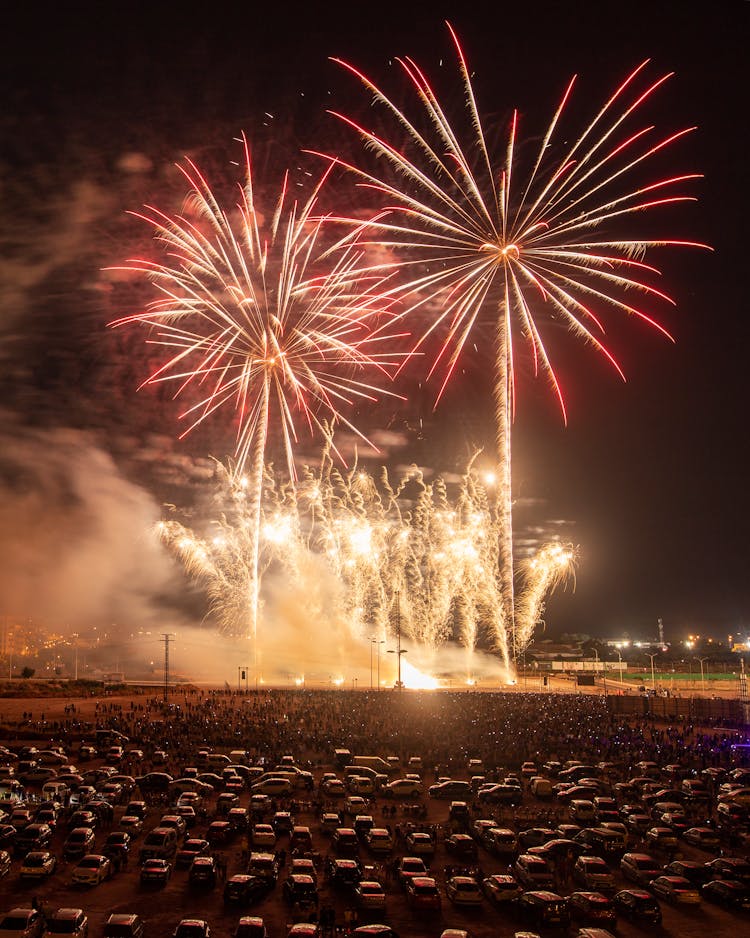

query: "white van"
left=352, top=755, right=394, bottom=775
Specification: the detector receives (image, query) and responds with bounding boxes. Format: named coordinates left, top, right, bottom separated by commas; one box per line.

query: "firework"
left=111, top=135, right=400, bottom=636
left=328, top=28, right=708, bottom=658
left=157, top=450, right=575, bottom=673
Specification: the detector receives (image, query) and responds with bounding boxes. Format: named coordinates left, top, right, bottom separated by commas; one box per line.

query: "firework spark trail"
left=156, top=452, right=574, bottom=671
left=327, top=27, right=709, bottom=658
left=516, top=542, right=577, bottom=651
left=111, top=135, right=402, bottom=637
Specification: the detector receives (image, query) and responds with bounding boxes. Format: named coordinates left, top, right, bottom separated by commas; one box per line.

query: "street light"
left=647, top=652, right=658, bottom=690
left=616, top=649, right=624, bottom=684
left=696, top=656, right=709, bottom=693
left=372, top=638, right=385, bottom=690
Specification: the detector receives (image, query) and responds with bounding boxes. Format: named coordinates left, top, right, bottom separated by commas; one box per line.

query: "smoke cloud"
left=0, top=416, right=187, bottom=630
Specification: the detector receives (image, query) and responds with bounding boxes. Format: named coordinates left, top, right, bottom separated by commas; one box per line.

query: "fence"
left=606, top=693, right=746, bottom=724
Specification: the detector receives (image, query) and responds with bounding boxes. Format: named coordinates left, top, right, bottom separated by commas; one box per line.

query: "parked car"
left=701, top=879, right=750, bottom=910
left=15, top=823, right=53, bottom=855
left=620, top=853, right=662, bottom=886
left=664, top=860, right=711, bottom=886
left=365, top=828, right=394, bottom=855
left=515, top=854, right=555, bottom=890
left=71, top=854, right=112, bottom=886
left=705, top=856, right=750, bottom=885
left=325, top=858, right=362, bottom=888
left=19, top=851, right=57, bottom=880
left=43, top=909, right=88, bottom=938
left=247, top=852, right=281, bottom=884
left=102, top=915, right=144, bottom=938
left=395, top=856, right=428, bottom=887
left=354, top=881, right=386, bottom=911
left=250, top=778, right=292, bottom=797
left=445, top=833, right=478, bottom=860
left=651, top=874, right=701, bottom=904
left=568, top=891, right=617, bottom=927
left=282, top=873, right=319, bottom=911
left=223, top=874, right=271, bottom=906
left=572, top=856, right=616, bottom=893
left=251, top=824, right=276, bottom=848
left=612, top=889, right=661, bottom=924
left=428, top=780, right=472, bottom=800
left=404, top=831, right=434, bottom=857
left=405, top=876, right=442, bottom=911
left=140, top=858, right=172, bottom=886
left=172, top=921, right=210, bottom=938
left=176, top=839, right=210, bottom=869
left=383, top=778, right=421, bottom=798
left=231, top=919, right=267, bottom=938
left=332, top=828, right=359, bottom=857
left=446, top=875, right=483, bottom=906
left=482, top=873, right=522, bottom=904
left=0, top=909, right=45, bottom=938
left=478, top=783, right=522, bottom=806
left=483, top=827, right=519, bottom=857
left=683, top=827, right=720, bottom=849
left=645, top=826, right=679, bottom=852
left=189, top=856, right=218, bottom=888
left=63, top=828, right=95, bottom=861
left=103, top=831, right=131, bottom=866
left=518, top=890, right=571, bottom=928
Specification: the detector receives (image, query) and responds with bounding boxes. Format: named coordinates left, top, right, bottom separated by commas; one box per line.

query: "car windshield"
left=79, top=858, right=99, bottom=868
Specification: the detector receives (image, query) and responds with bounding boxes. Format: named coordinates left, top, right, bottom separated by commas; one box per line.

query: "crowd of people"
left=5, top=687, right=748, bottom=776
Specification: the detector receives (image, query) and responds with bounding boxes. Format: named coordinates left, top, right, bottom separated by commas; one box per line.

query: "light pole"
left=697, top=656, right=709, bottom=693
left=647, top=652, right=658, bottom=690
left=616, top=649, right=624, bottom=684
left=388, top=590, right=407, bottom=690
left=372, top=639, right=384, bottom=690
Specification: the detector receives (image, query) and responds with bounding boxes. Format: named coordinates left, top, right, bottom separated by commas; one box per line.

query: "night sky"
left=1, top=1, right=747, bottom=643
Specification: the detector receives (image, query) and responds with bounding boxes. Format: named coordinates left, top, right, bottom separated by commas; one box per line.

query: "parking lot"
left=1, top=688, right=750, bottom=938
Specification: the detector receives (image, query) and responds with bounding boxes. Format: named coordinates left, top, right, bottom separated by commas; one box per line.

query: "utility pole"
left=161, top=633, right=174, bottom=702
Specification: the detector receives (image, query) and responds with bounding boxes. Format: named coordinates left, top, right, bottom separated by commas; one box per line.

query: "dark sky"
left=1, top=1, right=747, bottom=643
